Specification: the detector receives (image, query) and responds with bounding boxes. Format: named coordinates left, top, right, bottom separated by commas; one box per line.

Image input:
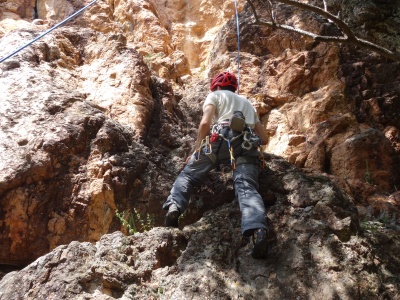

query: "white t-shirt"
left=203, top=90, right=259, bottom=128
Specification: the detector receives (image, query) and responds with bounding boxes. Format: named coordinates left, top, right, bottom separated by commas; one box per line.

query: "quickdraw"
left=228, top=139, right=236, bottom=170
left=194, top=135, right=212, bottom=160
left=241, top=131, right=253, bottom=150
left=204, top=135, right=212, bottom=154
left=216, top=129, right=244, bottom=170
left=194, top=139, right=204, bottom=161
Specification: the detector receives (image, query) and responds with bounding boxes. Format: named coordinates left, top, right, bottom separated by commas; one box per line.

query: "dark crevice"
left=323, top=151, right=332, bottom=174
left=33, top=0, right=39, bottom=19
left=0, top=264, right=23, bottom=281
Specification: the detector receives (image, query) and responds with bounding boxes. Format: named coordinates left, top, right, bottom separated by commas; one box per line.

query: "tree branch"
left=269, top=0, right=356, bottom=39
left=247, top=0, right=262, bottom=23
left=264, top=0, right=276, bottom=24
left=245, top=0, right=400, bottom=62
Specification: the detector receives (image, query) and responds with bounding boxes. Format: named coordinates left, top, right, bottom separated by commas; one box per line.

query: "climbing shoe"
left=251, top=228, right=268, bottom=259
left=165, top=203, right=180, bottom=228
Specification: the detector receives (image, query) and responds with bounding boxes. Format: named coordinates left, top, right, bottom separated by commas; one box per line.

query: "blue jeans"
left=163, top=132, right=267, bottom=236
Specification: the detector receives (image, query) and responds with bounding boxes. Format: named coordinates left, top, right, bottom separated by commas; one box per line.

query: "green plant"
left=364, top=160, right=373, bottom=184
left=360, top=215, right=391, bottom=233
left=147, top=286, right=165, bottom=298
left=137, top=208, right=155, bottom=232
left=378, top=214, right=391, bottom=225
left=157, top=287, right=164, bottom=295
left=360, top=219, right=381, bottom=233
left=115, top=208, right=154, bottom=235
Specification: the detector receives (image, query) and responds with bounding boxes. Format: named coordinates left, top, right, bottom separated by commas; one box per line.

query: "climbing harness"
left=233, top=0, right=241, bottom=94
left=0, top=0, right=99, bottom=63
left=211, top=122, right=253, bottom=170
left=195, top=120, right=264, bottom=171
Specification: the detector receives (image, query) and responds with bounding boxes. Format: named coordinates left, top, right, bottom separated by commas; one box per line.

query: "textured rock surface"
left=0, top=0, right=400, bottom=298
left=0, top=156, right=399, bottom=299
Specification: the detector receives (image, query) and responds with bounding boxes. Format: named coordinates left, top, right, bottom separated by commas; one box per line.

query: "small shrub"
left=360, top=216, right=391, bottom=233
left=115, top=208, right=154, bottom=235
left=360, top=220, right=381, bottom=233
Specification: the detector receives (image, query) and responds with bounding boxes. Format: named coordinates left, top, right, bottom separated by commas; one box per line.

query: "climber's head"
left=210, top=71, right=238, bottom=92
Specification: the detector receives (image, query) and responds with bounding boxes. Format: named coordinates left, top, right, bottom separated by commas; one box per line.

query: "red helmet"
left=210, top=72, right=238, bottom=91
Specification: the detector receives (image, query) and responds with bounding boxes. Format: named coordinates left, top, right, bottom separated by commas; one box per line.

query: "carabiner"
left=228, top=139, right=236, bottom=170
left=194, top=139, right=205, bottom=161
left=241, top=131, right=252, bottom=150
left=205, top=135, right=212, bottom=155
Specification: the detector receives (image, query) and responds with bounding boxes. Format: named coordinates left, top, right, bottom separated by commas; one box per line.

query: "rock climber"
left=163, top=71, right=269, bottom=259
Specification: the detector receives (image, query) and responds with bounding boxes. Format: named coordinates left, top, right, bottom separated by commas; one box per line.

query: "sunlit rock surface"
left=0, top=0, right=399, bottom=298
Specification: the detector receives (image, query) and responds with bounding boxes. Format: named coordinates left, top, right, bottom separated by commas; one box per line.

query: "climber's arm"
left=194, top=104, right=215, bottom=150
left=254, top=121, right=268, bottom=145
left=186, top=104, right=215, bottom=163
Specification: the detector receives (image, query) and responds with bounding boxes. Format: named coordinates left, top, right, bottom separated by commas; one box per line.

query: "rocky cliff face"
left=0, top=0, right=399, bottom=298
left=0, top=156, right=399, bottom=299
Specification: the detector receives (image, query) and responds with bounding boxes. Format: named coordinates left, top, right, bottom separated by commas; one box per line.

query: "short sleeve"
left=203, top=92, right=217, bottom=111
left=253, top=107, right=260, bottom=124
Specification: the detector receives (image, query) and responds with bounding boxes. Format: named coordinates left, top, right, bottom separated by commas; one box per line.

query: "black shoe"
left=165, top=203, right=180, bottom=228
left=251, top=228, right=268, bottom=259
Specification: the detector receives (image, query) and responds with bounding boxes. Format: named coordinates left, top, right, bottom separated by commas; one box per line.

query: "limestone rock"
left=331, top=128, right=396, bottom=191
left=0, top=0, right=400, bottom=296
left=0, top=156, right=399, bottom=299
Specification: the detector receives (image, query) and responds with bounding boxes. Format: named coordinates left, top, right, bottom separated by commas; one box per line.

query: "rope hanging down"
left=0, top=0, right=98, bottom=64
left=233, top=0, right=241, bottom=94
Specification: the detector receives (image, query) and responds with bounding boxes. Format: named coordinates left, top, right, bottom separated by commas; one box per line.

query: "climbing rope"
left=0, top=0, right=99, bottom=63
left=233, top=0, right=241, bottom=94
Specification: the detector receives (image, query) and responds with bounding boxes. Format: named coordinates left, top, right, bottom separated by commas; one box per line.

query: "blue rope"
left=233, top=0, right=241, bottom=94
left=0, top=0, right=98, bottom=64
